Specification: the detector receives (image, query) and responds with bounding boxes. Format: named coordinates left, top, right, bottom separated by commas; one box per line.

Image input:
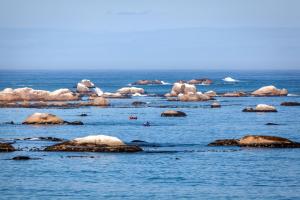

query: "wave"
left=161, top=81, right=171, bottom=85
left=223, top=77, right=239, bottom=82
left=287, top=93, right=299, bottom=96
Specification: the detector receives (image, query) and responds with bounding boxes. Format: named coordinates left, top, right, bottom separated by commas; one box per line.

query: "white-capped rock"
left=252, top=85, right=288, bottom=96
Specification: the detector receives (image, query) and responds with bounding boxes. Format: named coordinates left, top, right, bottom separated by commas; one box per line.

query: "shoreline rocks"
left=243, top=104, right=277, bottom=112
left=281, top=102, right=300, bottom=106
left=44, top=135, right=142, bottom=152
left=252, top=85, right=288, bottom=96
left=0, top=87, right=80, bottom=101
left=209, top=135, right=300, bottom=148
left=0, top=142, right=15, bottom=152
left=161, top=110, right=187, bottom=117
left=187, top=78, right=212, bottom=85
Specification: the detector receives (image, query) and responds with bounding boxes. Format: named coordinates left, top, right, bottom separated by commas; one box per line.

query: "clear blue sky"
left=0, top=0, right=300, bottom=70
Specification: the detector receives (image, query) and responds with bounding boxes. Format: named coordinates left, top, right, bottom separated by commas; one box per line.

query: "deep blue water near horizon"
left=0, top=70, right=300, bottom=199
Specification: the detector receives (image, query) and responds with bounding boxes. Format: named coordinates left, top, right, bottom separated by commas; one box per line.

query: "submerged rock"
left=243, top=104, right=277, bottom=112
left=131, top=80, right=163, bottom=85
left=252, top=85, right=288, bottom=96
left=0, top=142, right=15, bottom=152
left=265, top=123, right=280, bottom=125
left=161, top=110, right=187, bottom=117
left=0, top=87, right=80, bottom=101
left=12, top=156, right=31, bottom=160
left=209, top=135, right=300, bottom=148
left=281, top=102, right=300, bottom=106
left=44, top=135, right=142, bottom=152
left=132, top=101, right=147, bottom=106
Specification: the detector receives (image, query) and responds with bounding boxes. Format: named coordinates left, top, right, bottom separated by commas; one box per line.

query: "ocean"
left=0, top=70, right=300, bottom=199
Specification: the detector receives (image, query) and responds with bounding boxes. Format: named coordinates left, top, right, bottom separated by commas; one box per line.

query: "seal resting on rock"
left=0, top=142, right=15, bottom=152
left=161, top=110, right=187, bottom=117
left=243, top=104, right=277, bottom=112
left=44, top=135, right=142, bottom=152
left=208, top=135, right=300, bottom=148
left=251, top=85, right=288, bottom=96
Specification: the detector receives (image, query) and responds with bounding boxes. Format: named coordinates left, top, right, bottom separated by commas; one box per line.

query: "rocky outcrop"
left=44, top=135, right=142, bottom=152
left=90, top=97, right=110, bottom=106
left=252, top=85, right=288, bottom=96
left=76, top=83, right=90, bottom=93
left=23, top=113, right=65, bottom=125
left=117, top=87, right=145, bottom=95
left=204, top=91, right=217, bottom=97
left=209, top=135, right=300, bottom=148
left=243, top=104, right=277, bottom=112
left=22, top=113, right=83, bottom=125
left=187, top=78, right=212, bottom=85
left=0, top=87, right=80, bottom=101
left=222, top=92, right=246, bottom=97
left=79, top=79, right=95, bottom=88
left=165, top=83, right=212, bottom=101
left=131, top=80, right=163, bottom=85
left=0, top=142, right=15, bottom=152
left=281, top=102, right=300, bottom=106
left=161, top=110, right=187, bottom=117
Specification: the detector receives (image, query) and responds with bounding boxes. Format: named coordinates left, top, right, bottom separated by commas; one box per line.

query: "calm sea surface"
left=0, top=70, right=300, bottom=199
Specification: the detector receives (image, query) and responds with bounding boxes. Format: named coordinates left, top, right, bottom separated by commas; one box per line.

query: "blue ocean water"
left=0, top=70, right=300, bottom=199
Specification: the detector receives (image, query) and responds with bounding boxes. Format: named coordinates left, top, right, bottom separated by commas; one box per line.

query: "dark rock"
left=79, top=113, right=88, bottom=116
left=132, top=101, right=147, bottom=106
left=161, top=110, right=187, bottom=117
left=131, top=140, right=148, bottom=143
left=21, top=137, right=64, bottom=142
left=5, top=121, right=14, bottom=125
left=265, top=123, right=280, bottom=125
left=0, top=142, right=15, bottom=152
left=208, top=139, right=239, bottom=146
left=281, top=102, right=300, bottom=106
left=44, top=141, right=142, bottom=153
left=66, top=121, right=84, bottom=125
left=12, top=156, right=31, bottom=160
left=209, top=135, right=300, bottom=148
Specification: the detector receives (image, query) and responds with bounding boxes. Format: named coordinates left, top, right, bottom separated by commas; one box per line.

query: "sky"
left=0, top=0, right=300, bottom=70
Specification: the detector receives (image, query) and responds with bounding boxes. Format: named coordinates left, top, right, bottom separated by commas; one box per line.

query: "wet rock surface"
left=131, top=80, right=163, bottom=85
left=209, top=135, right=300, bottom=148
left=0, top=142, right=15, bottom=152
left=281, top=102, right=300, bottom=106
left=161, top=110, right=187, bottom=117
